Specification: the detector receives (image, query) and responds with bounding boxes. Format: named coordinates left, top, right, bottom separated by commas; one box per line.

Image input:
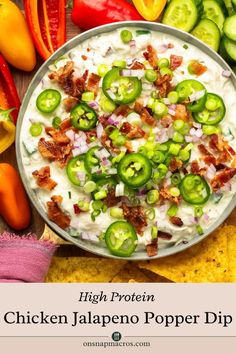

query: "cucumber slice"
left=202, top=0, right=226, bottom=32
left=222, top=36, right=236, bottom=63
left=223, top=14, right=236, bottom=41
left=191, top=19, right=221, bottom=51
left=162, top=0, right=203, bottom=32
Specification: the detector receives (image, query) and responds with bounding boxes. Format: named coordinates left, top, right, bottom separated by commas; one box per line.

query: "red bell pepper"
left=71, top=0, right=143, bottom=30
left=23, top=0, right=66, bottom=61
left=0, top=55, right=20, bottom=124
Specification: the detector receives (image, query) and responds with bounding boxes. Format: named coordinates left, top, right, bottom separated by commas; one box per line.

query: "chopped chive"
left=151, top=226, right=158, bottom=239
left=183, top=44, right=189, bottom=49
left=196, top=224, right=204, bottom=235
left=68, top=191, right=71, bottom=199
left=195, top=206, right=203, bottom=218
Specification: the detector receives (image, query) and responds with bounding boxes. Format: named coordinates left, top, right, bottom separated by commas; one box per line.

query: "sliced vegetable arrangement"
left=21, top=27, right=236, bottom=258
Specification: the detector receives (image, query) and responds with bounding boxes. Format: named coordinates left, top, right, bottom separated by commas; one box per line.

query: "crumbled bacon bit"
left=47, top=195, right=71, bottom=229
left=209, top=134, right=224, bottom=152
left=174, top=104, right=189, bottom=121
left=85, top=130, right=97, bottom=143
left=211, top=167, right=236, bottom=191
left=170, top=216, right=183, bottom=227
left=113, top=105, right=130, bottom=117
left=98, top=114, right=110, bottom=127
left=160, top=115, right=173, bottom=128
left=158, top=231, right=172, bottom=240
left=130, top=61, right=145, bottom=70
left=146, top=238, right=158, bottom=257
left=122, top=203, right=147, bottom=235
left=155, top=74, right=172, bottom=98
left=134, top=101, right=143, bottom=114
left=63, top=97, right=79, bottom=112
left=87, top=73, right=101, bottom=95
left=189, top=61, right=207, bottom=76
left=38, top=138, right=72, bottom=168
left=81, top=55, right=87, bottom=60
left=73, top=204, right=81, bottom=215
left=160, top=187, right=180, bottom=204
left=170, top=55, right=183, bottom=70
left=45, top=127, right=70, bottom=144
left=48, top=62, right=88, bottom=98
left=32, top=166, right=57, bottom=191
left=168, top=43, right=174, bottom=49
left=190, top=160, right=207, bottom=175
left=169, top=158, right=183, bottom=172
left=140, top=107, right=156, bottom=126
left=120, top=122, right=145, bottom=139
left=103, top=188, right=121, bottom=207
left=143, top=45, right=158, bottom=68
left=59, top=118, right=72, bottom=131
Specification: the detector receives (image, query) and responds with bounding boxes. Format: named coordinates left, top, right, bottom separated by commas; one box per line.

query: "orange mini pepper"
left=0, top=163, right=31, bottom=230
left=132, top=0, right=167, bottom=21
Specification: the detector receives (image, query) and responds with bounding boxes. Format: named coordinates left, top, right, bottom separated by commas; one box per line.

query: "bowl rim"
left=16, top=20, right=236, bottom=260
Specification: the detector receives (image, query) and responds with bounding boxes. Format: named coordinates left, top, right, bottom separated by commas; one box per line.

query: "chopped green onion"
left=102, top=204, right=108, bottom=213
left=147, top=189, right=159, bottom=204
left=202, top=125, right=221, bottom=136
left=147, top=97, right=155, bottom=109
left=98, top=232, right=105, bottom=241
left=145, top=69, right=158, bottom=82
left=136, top=30, right=151, bottom=36
left=68, top=191, right=71, bottom=199
left=167, top=91, right=179, bottom=104
left=169, top=143, right=181, bottom=156
left=179, top=122, right=190, bottom=135
left=92, top=200, right=103, bottom=211
left=158, top=58, right=170, bottom=69
left=113, top=135, right=126, bottom=147
left=196, top=224, right=204, bottom=235
left=151, top=226, right=158, bottom=239
left=184, top=143, right=193, bottom=151
left=112, top=60, right=126, bottom=68
left=83, top=181, right=97, bottom=194
left=170, top=187, right=180, bottom=197
left=97, top=64, right=109, bottom=77
left=171, top=173, right=181, bottom=186
left=146, top=208, right=156, bottom=221
left=157, top=163, right=168, bottom=178
left=167, top=204, right=178, bottom=217
left=183, top=44, right=189, bottom=49
left=91, top=210, right=101, bottom=221
left=194, top=206, right=203, bottom=218
left=173, top=119, right=184, bottom=131
left=78, top=200, right=90, bottom=212
left=112, top=150, right=126, bottom=165
left=110, top=207, right=124, bottom=219
left=153, top=151, right=165, bottom=164
left=173, top=132, right=184, bottom=143
left=160, top=67, right=173, bottom=77
left=153, top=101, right=168, bottom=117
left=29, top=123, right=43, bottom=137
left=120, top=29, right=133, bottom=43
left=82, top=91, right=95, bottom=102
left=94, top=190, right=107, bottom=200
left=52, top=116, right=62, bottom=129
left=179, top=150, right=190, bottom=162
left=151, top=91, right=158, bottom=99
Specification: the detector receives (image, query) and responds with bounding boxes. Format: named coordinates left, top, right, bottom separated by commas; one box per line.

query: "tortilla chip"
left=111, top=262, right=152, bottom=282
left=45, top=257, right=127, bottom=282
left=225, top=225, right=236, bottom=282
left=41, top=224, right=71, bottom=245
left=139, top=226, right=229, bottom=282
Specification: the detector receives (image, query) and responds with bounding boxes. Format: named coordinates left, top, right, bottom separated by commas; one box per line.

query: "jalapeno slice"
left=180, top=174, right=210, bottom=205
left=193, top=93, right=226, bottom=125
left=176, top=79, right=207, bottom=112
left=66, top=155, right=87, bottom=186
left=36, top=89, right=61, bottom=113
left=71, top=103, right=97, bottom=131
left=102, top=68, right=142, bottom=105
left=117, top=153, right=152, bottom=188
left=84, top=146, right=108, bottom=180
left=105, top=221, right=138, bottom=257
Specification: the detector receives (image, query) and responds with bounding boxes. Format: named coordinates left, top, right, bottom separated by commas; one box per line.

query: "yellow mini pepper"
left=0, top=108, right=16, bottom=154
left=132, top=0, right=167, bottom=21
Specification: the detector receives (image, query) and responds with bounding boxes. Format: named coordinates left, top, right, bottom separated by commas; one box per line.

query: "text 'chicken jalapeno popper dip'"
left=20, top=27, right=236, bottom=258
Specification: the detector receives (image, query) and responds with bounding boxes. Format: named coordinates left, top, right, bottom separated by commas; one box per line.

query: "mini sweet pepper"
left=0, top=108, right=16, bottom=154
left=133, top=0, right=167, bottom=21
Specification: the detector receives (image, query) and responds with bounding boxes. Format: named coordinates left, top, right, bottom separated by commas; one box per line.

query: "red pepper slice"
left=0, top=55, right=20, bottom=124
left=24, top=0, right=66, bottom=61
left=71, top=0, right=143, bottom=30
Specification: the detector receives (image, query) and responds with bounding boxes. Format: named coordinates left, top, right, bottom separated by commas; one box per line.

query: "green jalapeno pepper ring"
left=180, top=174, right=211, bottom=205
left=117, top=153, right=152, bottom=188
left=193, top=93, right=226, bottom=125
left=176, top=79, right=207, bottom=113
left=36, top=89, right=61, bottom=113
left=66, top=155, right=87, bottom=186
left=71, top=102, right=97, bottom=131
left=105, top=221, right=137, bottom=257
left=102, top=68, right=142, bottom=105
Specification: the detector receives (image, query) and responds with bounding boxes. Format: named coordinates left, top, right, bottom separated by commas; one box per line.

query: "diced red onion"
left=193, top=122, right=202, bottom=129
left=189, top=216, right=198, bottom=224
left=167, top=126, right=174, bottom=138
left=195, top=129, right=203, bottom=138
left=221, top=182, right=232, bottom=192
left=205, top=164, right=216, bottom=180
left=159, top=204, right=168, bottom=213
left=88, top=101, right=99, bottom=109
left=72, top=148, right=81, bottom=157
left=203, top=213, right=210, bottom=222
left=96, top=123, right=104, bottom=139
left=75, top=131, right=87, bottom=142
left=115, top=182, right=125, bottom=197
left=65, top=130, right=75, bottom=141
left=107, top=115, right=120, bottom=126
left=185, top=135, right=193, bottom=143
left=156, top=130, right=169, bottom=143
left=222, top=70, right=231, bottom=78
left=121, top=69, right=145, bottom=79
left=129, top=40, right=136, bottom=48
left=157, top=44, right=168, bottom=53
left=199, top=160, right=206, bottom=169
left=126, top=58, right=134, bottom=66
left=163, top=98, right=171, bottom=105
left=142, top=83, right=153, bottom=91
left=189, top=90, right=206, bottom=102
left=168, top=108, right=176, bottom=116
left=77, top=171, right=86, bottom=181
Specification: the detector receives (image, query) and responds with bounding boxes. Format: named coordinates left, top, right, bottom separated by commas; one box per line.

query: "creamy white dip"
left=20, top=27, right=236, bottom=253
